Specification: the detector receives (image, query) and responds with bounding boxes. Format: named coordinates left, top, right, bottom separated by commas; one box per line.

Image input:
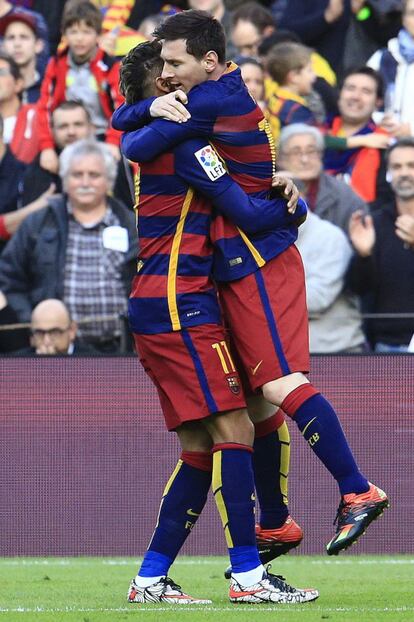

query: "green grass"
left=0, top=556, right=413, bottom=621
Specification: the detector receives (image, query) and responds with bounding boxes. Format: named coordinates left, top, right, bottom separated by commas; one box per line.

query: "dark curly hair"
left=119, top=40, right=163, bottom=104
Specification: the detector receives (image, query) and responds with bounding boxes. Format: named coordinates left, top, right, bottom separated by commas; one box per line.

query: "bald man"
left=27, top=299, right=95, bottom=355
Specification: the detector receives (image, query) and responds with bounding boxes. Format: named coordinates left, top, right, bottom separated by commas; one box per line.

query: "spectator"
left=0, top=11, right=45, bottom=103
left=278, top=123, right=367, bottom=233
left=31, top=0, right=66, bottom=55
left=296, top=211, right=366, bottom=353
left=265, top=42, right=317, bottom=141
left=17, top=298, right=97, bottom=355
left=348, top=138, right=414, bottom=351
left=0, top=289, right=29, bottom=352
left=20, top=100, right=94, bottom=206
left=278, top=0, right=352, bottom=79
left=0, top=139, right=137, bottom=353
left=21, top=100, right=134, bottom=209
left=258, top=30, right=338, bottom=119
left=324, top=66, right=391, bottom=202
left=0, top=0, right=49, bottom=71
left=344, top=0, right=402, bottom=71
left=0, top=111, right=26, bottom=217
left=0, top=181, right=55, bottom=247
left=0, top=52, right=39, bottom=163
left=37, top=0, right=123, bottom=175
left=237, top=56, right=267, bottom=112
left=367, top=0, right=414, bottom=139
left=230, top=1, right=275, bottom=58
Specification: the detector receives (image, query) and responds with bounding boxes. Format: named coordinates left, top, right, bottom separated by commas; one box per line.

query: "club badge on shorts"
left=227, top=375, right=241, bottom=394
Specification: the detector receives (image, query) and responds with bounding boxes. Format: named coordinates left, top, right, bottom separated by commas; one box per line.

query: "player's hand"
left=349, top=210, right=375, bottom=257
left=149, top=91, right=191, bottom=123
left=272, top=174, right=299, bottom=213
left=40, top=148, right=59, bottom=174
left=395, top=214, right=414, bottom=248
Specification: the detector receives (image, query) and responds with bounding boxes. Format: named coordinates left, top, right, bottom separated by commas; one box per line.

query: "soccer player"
left=113, top=9, right=389, bottom=559
left=119, top=40, right=317, bottom=605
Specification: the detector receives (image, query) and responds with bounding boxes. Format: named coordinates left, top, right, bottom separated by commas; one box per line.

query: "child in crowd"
left=265, top=41, right=317, bottom=141
left=37, top=0, right=123, bottom=174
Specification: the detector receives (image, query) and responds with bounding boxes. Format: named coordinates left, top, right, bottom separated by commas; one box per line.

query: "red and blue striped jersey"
left=113, top=63, right=301, bottom=282
left=128, top=136, right=306, bottom=334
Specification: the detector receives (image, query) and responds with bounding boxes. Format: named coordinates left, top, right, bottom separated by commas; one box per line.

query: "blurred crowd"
left=0, top=0, right=413, bottom=355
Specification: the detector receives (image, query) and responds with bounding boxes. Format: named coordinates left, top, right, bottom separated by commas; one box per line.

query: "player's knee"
left=262, top=372, right=309, bottom=406
left=203, top=408, right=254, bottom=446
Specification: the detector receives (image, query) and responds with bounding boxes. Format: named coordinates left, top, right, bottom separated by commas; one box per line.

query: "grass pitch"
left=0, top=556, right=413, bottom=621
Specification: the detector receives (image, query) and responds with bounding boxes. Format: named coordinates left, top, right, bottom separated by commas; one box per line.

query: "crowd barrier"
left=0, top=355, right=412, bottom=556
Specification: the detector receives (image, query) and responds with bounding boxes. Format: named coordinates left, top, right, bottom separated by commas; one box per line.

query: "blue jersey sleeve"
left=120, top=87, right=218, bottom=163
left=173, top=140, right=307, bottom=234
left=111, top=99, right=156, bottom=131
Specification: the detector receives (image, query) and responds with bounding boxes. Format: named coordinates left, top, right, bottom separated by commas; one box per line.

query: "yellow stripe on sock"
left=148, top=459, right=183, bottom=548
left=212, top=451, right=234, bottom=548
left=278, top=421, right=290, bottom=506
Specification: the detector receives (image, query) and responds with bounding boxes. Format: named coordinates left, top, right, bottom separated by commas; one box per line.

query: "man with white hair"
left=279, top=123, right=367, bottom=233
left=0, top=139, right=137, bottom=352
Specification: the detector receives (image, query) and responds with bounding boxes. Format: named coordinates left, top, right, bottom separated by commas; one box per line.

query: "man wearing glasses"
left=25, top=298, right=96, bottom=355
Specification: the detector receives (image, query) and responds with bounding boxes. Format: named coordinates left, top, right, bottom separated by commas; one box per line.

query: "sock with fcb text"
left=282, top=384, right=369, bottom=496
left=253, top=410, right=290, bottom=529
left=136, top=451, right=212, bottom=585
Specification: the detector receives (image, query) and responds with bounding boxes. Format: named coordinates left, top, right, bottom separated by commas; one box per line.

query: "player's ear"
left=155, top=76, right=171, bottom=94
left=203, top=50, right=218, bottom=74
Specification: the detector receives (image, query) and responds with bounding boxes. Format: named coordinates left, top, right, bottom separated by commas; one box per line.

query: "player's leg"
left=220, top=246, right=388, bottom=554
left=248, top=396, right=303, bottom=562
left=127, top=327, right=241, bottom=605
left=202, top=406, right=318, bottom=604
left=129, top=421, right=214, bottom=604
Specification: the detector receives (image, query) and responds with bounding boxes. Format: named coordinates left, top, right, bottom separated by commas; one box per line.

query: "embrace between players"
left=112, top=9, right=388, bottom=606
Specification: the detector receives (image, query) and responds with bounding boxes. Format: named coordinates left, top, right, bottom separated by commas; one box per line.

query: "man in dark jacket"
left=0, top=138, right=137, bottom=353
left=348, top=137, right=414, bottom=350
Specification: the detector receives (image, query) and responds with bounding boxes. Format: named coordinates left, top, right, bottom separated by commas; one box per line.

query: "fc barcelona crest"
left=227, top=376, right=241, bottom=394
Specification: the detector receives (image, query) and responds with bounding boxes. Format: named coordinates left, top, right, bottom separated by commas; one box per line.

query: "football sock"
left=137, top=451, right=212, bottom=580
left=282, top=384, right=369, bottom=496
left=253, top=410, right=290, bottom=529
left=212, top=443, right=262, bottom=576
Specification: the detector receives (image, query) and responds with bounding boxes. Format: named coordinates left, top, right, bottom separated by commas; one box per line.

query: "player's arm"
left=112, top=99, right=156, bottom=131
left=174, top=140, right=307, bottom=234
left=120, top=88, right=217, bottom=163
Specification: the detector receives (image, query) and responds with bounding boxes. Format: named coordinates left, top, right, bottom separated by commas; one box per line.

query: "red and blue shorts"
left=219, top=245, right=310, bottom=392
left=133, top=323, right=246, bottom=431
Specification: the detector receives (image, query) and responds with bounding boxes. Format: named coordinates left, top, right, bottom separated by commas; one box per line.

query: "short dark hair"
left=341, top=66, right=383, bottom=99
left=258, top=29, right=301, bottom=57
left=61, top=0, right=102, bottom=34
left=266, top=42, right=312, bottom=85
left=386, top=137, right=414, bottom=166
left=153, top=9, right=226, bottom=64
left=0, top=52, right=21, bottom=81
left=119, top=40, right=163, bottom=104
left=52, top=100, right=91, bottom=123
left=231, top=1, right=275, bottom=33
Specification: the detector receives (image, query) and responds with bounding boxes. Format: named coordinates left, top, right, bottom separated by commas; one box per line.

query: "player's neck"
left=211, top=63, right=228, bottom=81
